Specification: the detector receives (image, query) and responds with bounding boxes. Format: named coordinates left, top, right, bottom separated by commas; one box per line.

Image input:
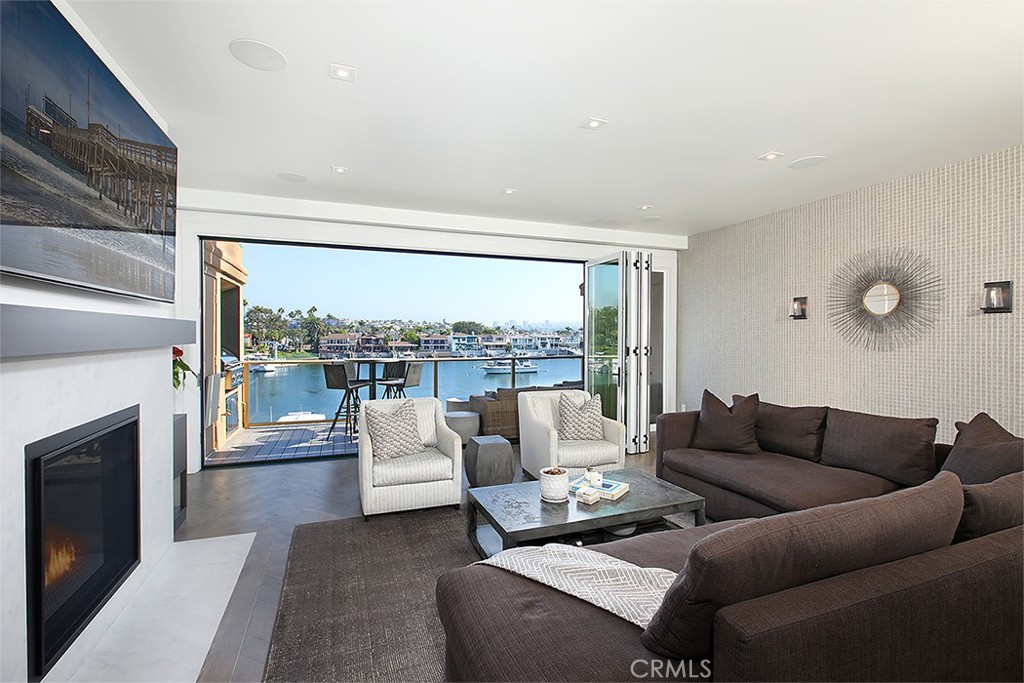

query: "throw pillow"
left=641, top=472, right=964, bottom=659
left=820, top=408, right=938, bottom=486
left=733, top=395, right=828, bottom=461
left=954, top=472, right=1024, bottom=543
left=690, top=390, right=760, bottom=454
left=365, top=399, right=423, bottom=460
left=558, top=393, right=604, bottom=440
left=941, top=441, right=1024, bottom=485
left=942, top=413, right=1022, bottom=484
left=952, top=412, right=1018, bottom=448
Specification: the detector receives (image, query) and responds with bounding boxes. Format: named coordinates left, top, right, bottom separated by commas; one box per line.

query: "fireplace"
left=25, top=406, right=140, bottom=681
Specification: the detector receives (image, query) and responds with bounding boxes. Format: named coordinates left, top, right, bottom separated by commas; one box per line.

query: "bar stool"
left=379, top=361, right=424, bottom=399
left=378, top=360, right=406, bottom=398
left=323, top=361, right=371, bottom=439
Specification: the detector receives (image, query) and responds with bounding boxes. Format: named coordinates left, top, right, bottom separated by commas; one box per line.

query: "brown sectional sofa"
left=656, top=399, right=953, bottom=521
left=437, top=470, right=1024, bottom=681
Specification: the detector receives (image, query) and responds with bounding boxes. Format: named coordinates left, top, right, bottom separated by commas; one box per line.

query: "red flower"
left=173, top=346, right=183, bottom=359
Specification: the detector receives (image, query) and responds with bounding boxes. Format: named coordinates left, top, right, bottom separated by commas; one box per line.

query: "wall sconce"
left=980, top=280, right=1013, bottom=313
left=790, top=297, right=808, bottom=320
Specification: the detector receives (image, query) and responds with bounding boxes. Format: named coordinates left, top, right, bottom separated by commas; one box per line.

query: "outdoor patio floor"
left=205, top=423, right=358, bottom=466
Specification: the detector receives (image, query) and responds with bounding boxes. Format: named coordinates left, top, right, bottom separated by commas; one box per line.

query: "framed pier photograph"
left=0, top=0, right=177, bottom=302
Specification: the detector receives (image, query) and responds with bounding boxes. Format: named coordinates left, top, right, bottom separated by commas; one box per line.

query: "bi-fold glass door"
left=584, top=251, right=652, bottom=454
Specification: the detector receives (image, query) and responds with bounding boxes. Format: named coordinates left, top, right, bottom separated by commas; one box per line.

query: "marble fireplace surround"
left=0, top=304, right=195, bottom=681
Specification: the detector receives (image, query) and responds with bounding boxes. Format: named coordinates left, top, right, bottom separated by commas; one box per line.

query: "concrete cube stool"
left=464, top=435, right=514, bottom=487
left=444, top=411, right=480, bottom=446
left=446, top=397, right=471, bottom=412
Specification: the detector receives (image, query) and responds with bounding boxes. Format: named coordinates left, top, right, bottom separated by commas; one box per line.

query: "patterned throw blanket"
left=478, top=544, right=676, bottom=627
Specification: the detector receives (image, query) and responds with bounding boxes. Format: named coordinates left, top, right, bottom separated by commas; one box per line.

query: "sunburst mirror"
left=827, top=248, right=943, bottom=351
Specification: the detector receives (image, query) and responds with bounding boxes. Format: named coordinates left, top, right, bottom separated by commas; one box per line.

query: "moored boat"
left=276, top=411, right=326, bottom=423
left=480, top=359, right=539, bottom=375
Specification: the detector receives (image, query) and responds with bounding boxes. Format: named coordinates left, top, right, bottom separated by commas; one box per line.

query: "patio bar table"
left=355, top=358, right=404, bottom=399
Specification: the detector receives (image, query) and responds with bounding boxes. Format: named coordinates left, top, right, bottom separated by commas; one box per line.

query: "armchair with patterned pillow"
left=517, top=389, right=625, bottom=479
left=357, top=397, right=462, bottom=517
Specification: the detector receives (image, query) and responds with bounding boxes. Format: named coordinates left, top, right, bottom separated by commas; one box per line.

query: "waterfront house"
left=387, top=340, right=418, bottom=356
left=418, top=334, right=453, bottom=354
left=449, top=332, right=479, bottom=354
left=532, top=332, right=562, bottom=350
left=319, top=332, right=360, bottom=358
left=0, top=2, right=1019, bottom=683
left=358, top=335, right=387, bottom=354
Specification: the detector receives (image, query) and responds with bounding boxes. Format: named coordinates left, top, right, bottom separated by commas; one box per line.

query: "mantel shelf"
left=0, top=304, right=195, bottom=360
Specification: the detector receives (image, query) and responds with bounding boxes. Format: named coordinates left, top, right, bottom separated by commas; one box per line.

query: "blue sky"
left=240, top=242, right=585, bottom=326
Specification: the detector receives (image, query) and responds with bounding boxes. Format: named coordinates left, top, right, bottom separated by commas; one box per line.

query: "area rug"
left=263, top=507, right=478, bottom=682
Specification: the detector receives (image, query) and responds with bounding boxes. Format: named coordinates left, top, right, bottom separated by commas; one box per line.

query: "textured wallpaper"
left=678, top=146, right=1022, bottom=443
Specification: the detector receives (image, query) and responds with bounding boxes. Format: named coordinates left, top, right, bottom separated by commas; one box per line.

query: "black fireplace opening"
left=25, top=406, right=140, bottom=681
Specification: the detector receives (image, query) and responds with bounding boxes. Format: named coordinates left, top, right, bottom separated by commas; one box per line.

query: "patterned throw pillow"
left=365, top=400, right=423, bottom=460
left=558, top=393, right=604, bottom=441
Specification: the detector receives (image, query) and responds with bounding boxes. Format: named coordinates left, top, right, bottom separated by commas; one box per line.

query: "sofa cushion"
left=821, top=408, right=937, bottom=486
left=593, top=520, right=750, bottom=572
left=437, top=563, right=709, bottom=682
left=640, top=471, right=964, bottom=659
left=557, top=439, right=620, bottom=468
left=662, top=448, right=898, bottom=513
left=733, top=395, right=828, bottom=461
left=371, top=447, right=452, bottom=486
left=691, top=390, right=760, bottom=454
left=954, top=472, right=1024, bottom=543
left=437, top=521, right=737, bottom=682
left=942, top=413, right=1022, bottom=485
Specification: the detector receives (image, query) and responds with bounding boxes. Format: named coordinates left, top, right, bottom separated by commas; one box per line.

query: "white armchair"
left=518, top=390, right=626, bottom=479
left=358, top=397, right=463, bottom=517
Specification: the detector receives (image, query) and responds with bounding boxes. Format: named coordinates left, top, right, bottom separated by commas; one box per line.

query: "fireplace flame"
left=45, top=532, right=79, bottom=587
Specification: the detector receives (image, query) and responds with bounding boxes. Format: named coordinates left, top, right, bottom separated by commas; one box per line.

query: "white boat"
left=481, top=359, right=540, bottom=375
left=250, top=364, right=275, bottom=374
left=276, top=411, right=326, bottom=423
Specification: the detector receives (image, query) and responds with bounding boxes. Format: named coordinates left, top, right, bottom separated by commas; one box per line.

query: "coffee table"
left=466, top=468, right=705, bottom=558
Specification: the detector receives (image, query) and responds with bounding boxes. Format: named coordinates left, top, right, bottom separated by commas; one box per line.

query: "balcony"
left=205, top=353, right=583, bottom=466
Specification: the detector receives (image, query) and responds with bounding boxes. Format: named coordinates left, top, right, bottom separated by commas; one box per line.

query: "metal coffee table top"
left=467, top=469, right=705, bottom=549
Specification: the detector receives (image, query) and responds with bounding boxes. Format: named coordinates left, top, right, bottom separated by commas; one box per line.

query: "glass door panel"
left=585, top=256, right=622, bottom=420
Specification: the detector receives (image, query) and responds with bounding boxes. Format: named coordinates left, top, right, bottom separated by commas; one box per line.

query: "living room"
left=0, top=1, right=1021, bottom=682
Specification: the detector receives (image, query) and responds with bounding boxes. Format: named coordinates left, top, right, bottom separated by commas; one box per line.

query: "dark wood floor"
left=179, top=446, right=657, bottom=682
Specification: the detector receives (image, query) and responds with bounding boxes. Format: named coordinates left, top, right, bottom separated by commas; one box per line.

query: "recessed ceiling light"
left=329, top=63, right=358, bottom=82
left=502, top=188, right=519, bottom=194
left=638, top=204, right=654, bottom=211
left=789, top=155, right=830, bottom=169
left=331, top=165, right=348, bottom=174
left=757, top=151, right=785, bottom=161
left=277, top=171, right=308, bottom=183
left=579, top=117, right=608, bottom=130
left=229, top=39, right=287, bottom=71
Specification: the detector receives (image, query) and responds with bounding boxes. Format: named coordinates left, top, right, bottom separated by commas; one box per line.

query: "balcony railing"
left=239, top=354, right=585, bottom=429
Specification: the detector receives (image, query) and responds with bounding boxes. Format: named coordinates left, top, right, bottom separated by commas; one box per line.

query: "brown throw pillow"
left=942, top=441, right=1024, bottom=485
left=733, top=395, right=828, bottom=461
left=953, top=412, right=1018, bottom=448
left=954, top=472, right=1024, bottom=543
left=690, top=390, right=760, bottom=454
left=641, top=472, right=964, bottom=659
left=942, top=413, right=1022, bottom=484
left=820, top=408, right=938, bottom=486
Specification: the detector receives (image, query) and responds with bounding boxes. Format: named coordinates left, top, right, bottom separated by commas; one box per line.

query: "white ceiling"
left=69, top=0, right=1023, bottom=236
